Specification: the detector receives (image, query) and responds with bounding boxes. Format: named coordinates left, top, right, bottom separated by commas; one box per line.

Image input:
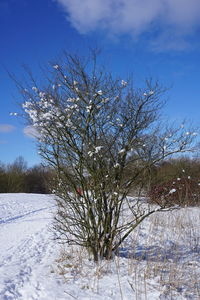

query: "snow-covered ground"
left=0, top=193, right=200, bottom=299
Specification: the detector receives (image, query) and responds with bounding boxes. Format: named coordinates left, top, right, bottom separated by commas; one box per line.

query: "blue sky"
left=0, top=0, right=200, bottom=166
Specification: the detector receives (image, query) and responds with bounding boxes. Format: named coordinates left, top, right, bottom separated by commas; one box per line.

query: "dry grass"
left=54, top=205, right=200, bottom=299
left=124, top=207, right=200, bottom=299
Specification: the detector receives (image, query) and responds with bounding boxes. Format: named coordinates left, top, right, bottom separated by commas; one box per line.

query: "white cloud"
left=56, top=0, right=200, bottom=50
left=0, top=124, right=15, bottom=133
left=23, top=126, right=40, bottom=139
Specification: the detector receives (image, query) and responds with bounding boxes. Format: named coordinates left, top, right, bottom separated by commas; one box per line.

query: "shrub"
left=19, top=50, right=197, bottom=261
left=149, top=177, right=200, bottom=207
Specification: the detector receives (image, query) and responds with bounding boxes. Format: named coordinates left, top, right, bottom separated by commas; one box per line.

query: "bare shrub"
left=19, top=50, right=198, bottom=261
left=149, top=177, right=200, bottom=207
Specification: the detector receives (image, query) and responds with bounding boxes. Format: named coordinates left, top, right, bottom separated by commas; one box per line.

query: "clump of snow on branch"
left=169, top=188, right=176, bottom=194
left=121, top=80, right=127, bottom=87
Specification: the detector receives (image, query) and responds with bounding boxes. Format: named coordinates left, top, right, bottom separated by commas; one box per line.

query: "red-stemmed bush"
left=149, top=177, right=200, bottom=207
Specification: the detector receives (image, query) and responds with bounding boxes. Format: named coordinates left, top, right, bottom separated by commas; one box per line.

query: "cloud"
left=23, top=126, right=40, bottom=139
left=56, top=0, right=200, bottom=50
left=0, top=124, right=15, bottom=133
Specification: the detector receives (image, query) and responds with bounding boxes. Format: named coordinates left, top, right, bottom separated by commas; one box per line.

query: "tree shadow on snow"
left=117, top=241, right=200, bottom=263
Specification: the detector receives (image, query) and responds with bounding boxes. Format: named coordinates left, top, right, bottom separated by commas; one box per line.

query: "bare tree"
left=20, top=51, right=197, bottom=261
left=6, top=156, right=27, bottom=192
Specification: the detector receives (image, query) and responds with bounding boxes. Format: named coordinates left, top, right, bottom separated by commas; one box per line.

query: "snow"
left=118, top=148, right=126, bottom=154
left=9, top=112, right=18, bottom=116
left=32, top=87, right=38, bottom=92
left=97, top=90, right=103, bottom=95
left=114, top=163, right=120, bottom=168
left=0, top=193, right=200, bottom=299
left=0, top=194, right=66, bottom=300
left=121, top=80, right=127, bottom=87
left=169, top=188, right=176, bottom=194
left=95, top=146, right=103, bottom=153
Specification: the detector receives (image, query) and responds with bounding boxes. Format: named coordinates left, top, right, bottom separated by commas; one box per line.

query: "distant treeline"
left=0, top=156, right=53, bottom=194
left=0, top=155, right=200, bottom=198
left=150, top=156, right=200, bottom=186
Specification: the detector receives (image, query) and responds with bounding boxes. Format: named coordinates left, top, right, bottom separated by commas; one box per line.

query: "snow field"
left=0, top=193, right=200, bottom=299
left=54, top=206, right=200, bottom=299
left=0, top=194, right=66, bottom=300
